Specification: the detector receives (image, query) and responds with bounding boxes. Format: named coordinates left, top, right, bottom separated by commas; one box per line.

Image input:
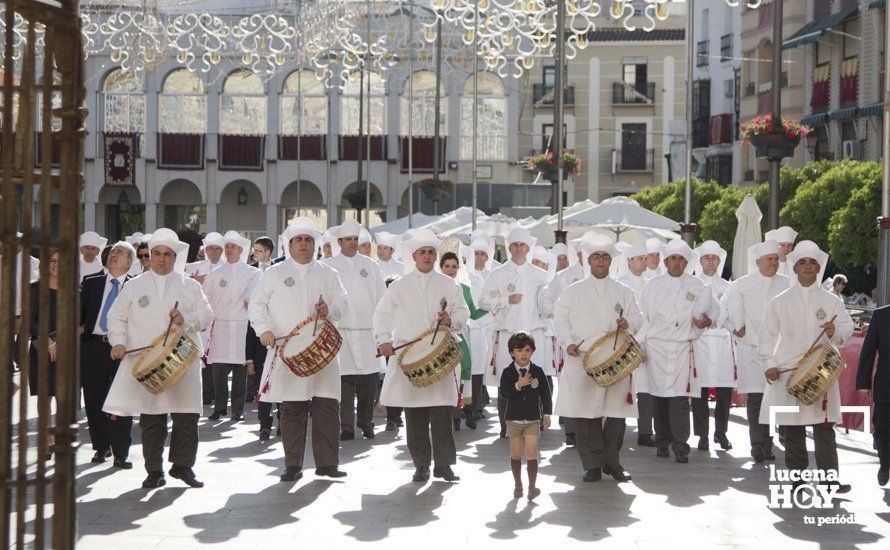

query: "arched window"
left=460, top=72, right=507, bottom=161
left=400, top=70, right=446, bottom=136
left=102, top=68, right=145, bottom=135
left=281, top=69, right=327, bottom=136
left=159, top=68, right=206, bottom=134
left=219, top=69, right=266, bottom=135
left=340, top=70, right=386, bottom=136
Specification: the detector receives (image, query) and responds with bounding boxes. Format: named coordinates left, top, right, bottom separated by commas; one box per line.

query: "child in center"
left=499, top=331, right=552, bottom=500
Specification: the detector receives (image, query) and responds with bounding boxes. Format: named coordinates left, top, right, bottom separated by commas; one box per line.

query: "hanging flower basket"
left=740, top=115, right=810, bottom=160
left=343, top=190, right=369, bottom=210
left=529, top=150, right=581, bottom=181
left=419, top=178, right=453, bottom=202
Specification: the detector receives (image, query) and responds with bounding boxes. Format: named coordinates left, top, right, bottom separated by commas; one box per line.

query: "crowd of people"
left=7, top=217, right=888, bottom=500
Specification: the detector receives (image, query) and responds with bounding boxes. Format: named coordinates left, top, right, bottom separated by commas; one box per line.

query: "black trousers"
left=139, top=413, right=199, bottom=473
left=341, top=374, right=378, bottom=433
left=780, top=424, right=839, bottom=474
left=471, top=374, right=485, bottom=414
left=404, top=406, right=456, bottom=469
left=212, top=362, right=247, bottom=415
left=691, top=387, right=733, bottom=437
left=654, top=396, right=691, bottom=454
left=874, top=403, right=889, bottom=473
left=636, top=392, right=655, bottom=436
left=745, top=392, right=773, bottom=452
left=80, top=337, right=132, bottom=459
left=280, top=398, right=340, bottom=470
left=201, top=364, right=214, bottom=404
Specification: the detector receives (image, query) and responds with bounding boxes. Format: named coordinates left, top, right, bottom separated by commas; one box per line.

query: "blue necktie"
left=99, top=278, right=119, bottom=332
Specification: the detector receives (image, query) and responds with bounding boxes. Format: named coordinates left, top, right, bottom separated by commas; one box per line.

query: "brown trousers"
left=280, top=397, right=340, bottom=470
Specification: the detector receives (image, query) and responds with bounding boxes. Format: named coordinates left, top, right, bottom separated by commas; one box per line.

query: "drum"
left=582, top=330, right=645, bottom=388
left=785, top=343, right=845, bottom=406
left=278, top=317, right=342, bottom=377
left=397, top=329, right=462, bottom=388
left=132, top=327, right=200, bottom=394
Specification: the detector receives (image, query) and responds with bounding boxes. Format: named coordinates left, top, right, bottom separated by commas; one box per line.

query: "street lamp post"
left=682, top=0, right=696, bottom=246
left=552, top=0, right=567, bottom=245
left=767, top=0, right=783, bottom=231
left=879, top=1, right=890, bottom=306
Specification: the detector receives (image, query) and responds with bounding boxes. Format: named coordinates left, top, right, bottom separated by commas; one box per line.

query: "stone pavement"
left=54, top=399, right=890, bottom=548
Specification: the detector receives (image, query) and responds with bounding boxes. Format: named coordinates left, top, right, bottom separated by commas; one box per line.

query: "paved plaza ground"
left=42, top=396, right=884, bottom=550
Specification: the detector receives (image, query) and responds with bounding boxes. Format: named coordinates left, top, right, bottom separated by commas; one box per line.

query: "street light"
left=238, top=185, right=248, bottom=206
left=117, top=190, right=130, bottom=214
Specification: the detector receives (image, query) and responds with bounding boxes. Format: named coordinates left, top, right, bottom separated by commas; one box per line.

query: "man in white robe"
left=617, top=240, right=656, bottom=447
left=358, top=228, right=373, bottom=257
left=186, top=231, right=223, bottom=403
left=79, top=231, right=108, bottom=280
left=722, top=240, right=790, bottom=462
left=375, top=228, right=470, bottom=482
left=249, top=218, right=350, bottom=482
left=639, top=239, right=716, bottom=463
left=325, top=220, right=387, bottom=440
left=555, top=237, right=641, bottom=482
left=480, top=227, right=551, bottom=438
left=540, top=241, right=584, bottom=445
left=375, top=231, right=405, bottom=279
left=691, top=240, right=736, bottom=452
left=105, top=229, right=214, bottom=489
left=642, top=238, right=664, bottom=281
left=467, top=235, right=496, bottom=420
left=764, top=226, right=798, bottom=278
left=203, top=231, right=259, bottom=422
left=551, top=243, right=570, bottom=273
left=760, top=241, right=853, bottom=492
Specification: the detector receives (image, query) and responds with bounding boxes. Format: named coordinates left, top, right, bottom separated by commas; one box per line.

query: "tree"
left=751, top=161, right=834, bottom=232
left=631, top=178, right=724, bottom=225
left=780, top=160, right=880, bottom=251
left=829, top=168, right=881, bottom=293
left=632, top=181, right=675, bottom=212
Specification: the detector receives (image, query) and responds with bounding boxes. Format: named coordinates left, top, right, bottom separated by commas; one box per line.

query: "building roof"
left=583, top=28, right=685, bottom=43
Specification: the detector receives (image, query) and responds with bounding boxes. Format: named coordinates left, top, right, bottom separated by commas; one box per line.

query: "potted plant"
left=419, top=178, right=453, bottom=202
left=529, top=149, right=582, bottom=180
left=740, top=114, right=811, bottom=160
left=343, top=188, right=370, bottom=210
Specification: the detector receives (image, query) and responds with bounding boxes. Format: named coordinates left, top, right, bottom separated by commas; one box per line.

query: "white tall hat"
left=79, top=231, right=107, bottom=250
left=202, top=231, right=224, bottom=249
left=148, top=228, right=191, bottom=274
left=786, top=240, right=829, bottom=284
left=693, top=240, right=727, bottom=278
left=222, top=230, right=251, bottom=264
left=765, top=226, right=798, bottom=245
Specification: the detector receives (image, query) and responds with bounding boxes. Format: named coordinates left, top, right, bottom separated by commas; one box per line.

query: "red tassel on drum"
left=822, top=398, right=829, bottom=427
left=626, top=391, right=633, bottom=404
left=686, top=382, right=691, bottom=393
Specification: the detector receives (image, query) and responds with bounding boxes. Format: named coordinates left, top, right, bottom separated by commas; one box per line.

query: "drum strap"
left=490, top=331, right=501, bottom=376
left=686, top=340, right=698, bottom=393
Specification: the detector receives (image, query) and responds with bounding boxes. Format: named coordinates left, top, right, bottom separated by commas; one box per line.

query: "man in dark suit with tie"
left=857, top=303, right=890, bottom=487
left=80, top=240, right=136, bottom=468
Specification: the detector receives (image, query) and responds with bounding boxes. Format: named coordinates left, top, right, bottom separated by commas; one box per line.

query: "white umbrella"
left=423, top=206, right=478, bottom=234
left=732, top=194, right=763, bottom=279
left=371, top=212, right=442, bottom=236
left=440, top=212, right=521, bottom=245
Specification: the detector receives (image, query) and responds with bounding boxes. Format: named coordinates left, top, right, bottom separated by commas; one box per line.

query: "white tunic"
left=466, top=271, right=492, bottom=376
left=553, top=277, right=643, bottom=419
left=202, top=261, right=260, bottom=364
left=374, top=270, right=470, bottom=408
left=540, top=263, right=585, bottom=377
left=248, top=259, right=349, bottom=403
left=758, top=284, right=854, bottom=425
left=324, top=253, right=387, bottom=375
left=479, top=260, right=551, bottom=384
left=185, top=258, right=222, bottom=355
left=617, top=271, right=650, bottom=393
left=638, top=273, right=717, bottom=398
left=80, top=257, right=104, bottom=280
left=103, top=271, right=213, bottom=416
left=722, top=271, right=791, bottom=393
left=377, top=258, right=405, bottom=279
left=695, top=274, right=736, bottom=388
left=617, top=271, right=645, bottom=296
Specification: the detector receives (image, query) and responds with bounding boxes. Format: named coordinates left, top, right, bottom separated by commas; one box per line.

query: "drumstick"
left=312, top=294, right=323, bottom=336
left=430, top=298, right=448, bottom=345
left=124, top=344, right=153, bottom=356
left=613, top=306, right=624, bottom=351
left=162, top=301, right=180, bottom=346
left=805, top=314, right=837, bottom=356
left=375, top=337, right=424, bottom=358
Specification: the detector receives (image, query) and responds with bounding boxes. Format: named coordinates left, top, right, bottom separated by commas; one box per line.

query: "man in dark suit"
left=857, top=304, right=890, bottom=486
left=247, top=237, right=277, bottom=440
left=80, top=241, right=135, bottom=468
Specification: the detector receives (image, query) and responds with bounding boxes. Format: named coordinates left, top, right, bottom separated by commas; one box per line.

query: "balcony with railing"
left=709, top=114, right=734, bottom=146
left=697, top=40, right=709, bottom=67
left=692, top=118, right=710, bottom=149
left=612, top=82, right=656, bottom=105
left=614, top=148, right=655, bottom=172
left=533, top=83, right=575, bottom=106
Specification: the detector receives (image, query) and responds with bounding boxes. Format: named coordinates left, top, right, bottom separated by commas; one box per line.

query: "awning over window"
left=859, top=103, right=883, bottom=118
left=829, top=106, right=858, bottom=121
left=869, top=1, right=885, bottom=10
left=782, top=6, right=859, bottom=50
left=800, top=113, right=829, bottom=127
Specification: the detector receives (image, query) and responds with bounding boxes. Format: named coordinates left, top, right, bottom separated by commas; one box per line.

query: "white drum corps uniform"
left=103, top=229, right=213, bottom=487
